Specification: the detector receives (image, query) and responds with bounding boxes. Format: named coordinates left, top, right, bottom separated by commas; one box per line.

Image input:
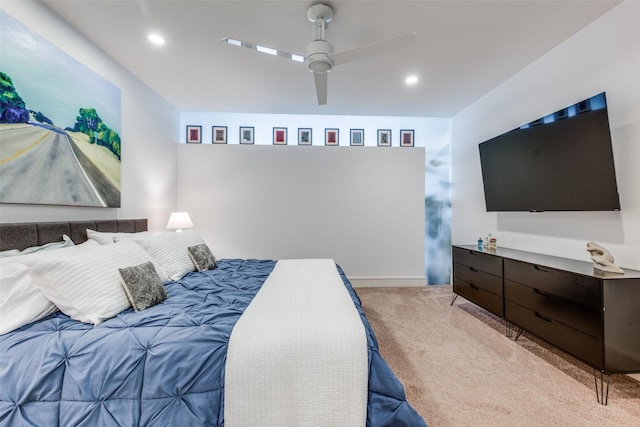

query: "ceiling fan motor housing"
left=307, top=4, right=334, bottom=24
left=307, top=40, right=334, bottom=72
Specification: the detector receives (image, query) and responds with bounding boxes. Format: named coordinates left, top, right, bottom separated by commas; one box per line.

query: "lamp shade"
left=166, top=212, right=194, bottom=231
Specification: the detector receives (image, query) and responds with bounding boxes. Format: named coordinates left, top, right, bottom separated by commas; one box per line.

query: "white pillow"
left=129, top=230, right=205, bottom=281
left=0, top=239, right=98, bottom=335
left=87, top=229, right=149, bottom=245
left=0, top=262, right=57, bottom=335
left=28, top=240, right=168, bottom=325
left=0, top=234, right=74, bottom=258
left=86, top=229, right=115, bottom=244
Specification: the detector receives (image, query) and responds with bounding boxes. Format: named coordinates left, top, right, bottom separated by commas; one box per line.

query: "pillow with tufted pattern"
left=187, top=244, right=216, bottom=272
left=119, top=261, right=167, bottom=311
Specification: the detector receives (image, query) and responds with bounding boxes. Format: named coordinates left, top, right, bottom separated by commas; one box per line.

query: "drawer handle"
left=533, top=288, right=553, bottom=298
left=534, top=311, right=553, bottom=323
left=469, top=283, right=480, bottom=290
left=469, top=267, right=479, bottom=273
left=533, top=265, right=550, bottom=273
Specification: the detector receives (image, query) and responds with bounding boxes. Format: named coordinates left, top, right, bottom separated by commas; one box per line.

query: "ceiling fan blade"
left=221, top=37, right=305, bottom=63
left=313, top=71, right=328, bottom=105
left=330, top=33, right=416, bottom=66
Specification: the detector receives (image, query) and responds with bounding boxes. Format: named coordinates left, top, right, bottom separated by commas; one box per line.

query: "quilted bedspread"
left=0, top=259, right=426, bottom=426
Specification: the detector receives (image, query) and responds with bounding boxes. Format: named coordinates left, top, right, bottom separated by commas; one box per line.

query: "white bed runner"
left=224, top=259, right=368, bottom=427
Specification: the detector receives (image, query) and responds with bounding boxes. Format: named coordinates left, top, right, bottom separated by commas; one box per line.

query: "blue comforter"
left=0, top=259, right=426, bottom=426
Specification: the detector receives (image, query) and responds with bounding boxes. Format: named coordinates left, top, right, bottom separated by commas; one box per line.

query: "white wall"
left=451, top=1, right=640, bottom=270
left=178, top=112, right=450, bottom=285
left=177, top=144, right=426, bottom=286
left=0, top=1, right=178, bottom=231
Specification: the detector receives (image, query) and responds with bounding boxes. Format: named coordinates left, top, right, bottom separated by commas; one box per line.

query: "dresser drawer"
left=454, top=262, right=502, bottom=296
left=453, top=247, right=502, bottom=276
left=504, top=259, right=601, bottom=309
left=453, top=276, right=504, bottom=317
left=504, top=280, right=602, bottom=338
left=506, top=301, right=603, bottom=369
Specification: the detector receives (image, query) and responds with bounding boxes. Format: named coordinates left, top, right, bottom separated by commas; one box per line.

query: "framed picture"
left=239, top=126, right=254, bottom=144
left=350, top=129, right=364, bottom=146
left=212, top=126, right=227, bottom=144
left=325, top=128, right=339, bottom=146
left=298, top=128, right=312, bottom=145
left=186, top=125, right=202, bottom=144
left=400, top=129, right=415, bottom=147
left=377, top=129, right=392, bottom=147
left=273, top=127, right=287, bottom=145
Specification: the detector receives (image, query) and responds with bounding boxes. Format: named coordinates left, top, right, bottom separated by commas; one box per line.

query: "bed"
left=0, top=219, right=426, bottom=426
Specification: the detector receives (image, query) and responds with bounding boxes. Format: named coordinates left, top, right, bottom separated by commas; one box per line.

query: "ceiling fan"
left=222, top=3, right=416, bottom=105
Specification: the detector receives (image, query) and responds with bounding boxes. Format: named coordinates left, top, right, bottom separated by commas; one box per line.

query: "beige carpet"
left=356, top=285, right=640, bottom=427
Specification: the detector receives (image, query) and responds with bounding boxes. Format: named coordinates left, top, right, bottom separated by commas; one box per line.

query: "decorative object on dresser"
left=586, top=241, right=624, bottom=274
left=451, top=244, right=640, bottom=405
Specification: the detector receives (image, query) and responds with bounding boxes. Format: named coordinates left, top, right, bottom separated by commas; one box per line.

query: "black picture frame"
left=377, top=129, right=391, bottom=147
left=298, top=128, right=312, bottom=145
left=400, top=129, right=414, bottom=147
left=212, top=126, right=227, bottom=144
left=273, top=127, right=288, bottom=145
left=239, top=126, right=254, bottom=144
left=325, top=128, right=339, bottom=146
left=186, top=125, right=202, bottom=144
left=350, top=129, right=364, bottom=146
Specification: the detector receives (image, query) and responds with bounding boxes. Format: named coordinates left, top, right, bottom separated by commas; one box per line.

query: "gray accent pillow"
left=118, top=261, right=167, bottom=311
left=188, top=244, right=216, bottom=271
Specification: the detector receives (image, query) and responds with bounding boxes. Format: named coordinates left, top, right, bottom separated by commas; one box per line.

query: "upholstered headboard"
left=0, top=219, right=148, bottom=251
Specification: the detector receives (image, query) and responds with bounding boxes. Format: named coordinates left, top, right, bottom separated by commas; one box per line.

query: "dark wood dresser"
left=452, top=244, right=640, bottom=404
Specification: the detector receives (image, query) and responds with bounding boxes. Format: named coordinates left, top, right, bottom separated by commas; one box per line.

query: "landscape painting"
left=0, top=11, right=121, bottom=207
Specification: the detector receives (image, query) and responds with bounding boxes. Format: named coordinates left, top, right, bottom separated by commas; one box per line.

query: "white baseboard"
left=349, top=276, right=426, bottom=288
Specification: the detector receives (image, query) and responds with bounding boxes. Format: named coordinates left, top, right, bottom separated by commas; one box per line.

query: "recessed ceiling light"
left=148, top=34, right=165, bottom=45
left=405, top=75, right=418, bottom=85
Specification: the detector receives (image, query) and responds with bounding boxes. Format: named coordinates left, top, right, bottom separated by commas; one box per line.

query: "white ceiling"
left=41, top=0, right=620, bottom=117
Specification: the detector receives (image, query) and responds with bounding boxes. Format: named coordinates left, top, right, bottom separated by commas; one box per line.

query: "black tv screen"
left=478, top=92, right=620, bottom=212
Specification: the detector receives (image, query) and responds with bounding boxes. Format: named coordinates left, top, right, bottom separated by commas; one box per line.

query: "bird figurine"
left=586, top=242, right=624, bottom=274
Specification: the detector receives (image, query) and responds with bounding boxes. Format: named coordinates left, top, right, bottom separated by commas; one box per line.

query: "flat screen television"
left=478, top=92, right=620, bottom=212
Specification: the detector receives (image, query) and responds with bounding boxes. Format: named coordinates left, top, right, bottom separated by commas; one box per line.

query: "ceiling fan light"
left=256, top=45, right=278, bottom=56
left=223, top=37, right=242, bottom=47
left=309, top=60, right=332, bottom=73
